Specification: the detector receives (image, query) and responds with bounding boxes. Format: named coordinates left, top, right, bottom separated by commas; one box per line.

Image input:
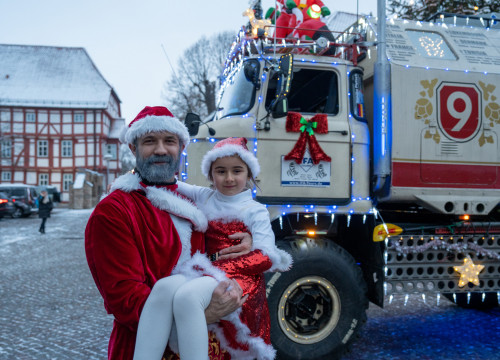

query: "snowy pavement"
left=0, top=209, right=499, bottom=359
left=0, top=208, right=112, bottom=359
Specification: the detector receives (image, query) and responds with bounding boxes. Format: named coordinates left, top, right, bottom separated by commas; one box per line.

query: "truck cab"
left=183, top=10, right=500, bottom=360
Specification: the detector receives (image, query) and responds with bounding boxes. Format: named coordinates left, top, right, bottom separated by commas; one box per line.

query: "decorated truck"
left=183, top=2, right=500, bottom=359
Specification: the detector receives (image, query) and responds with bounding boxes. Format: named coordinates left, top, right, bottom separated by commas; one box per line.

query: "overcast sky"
left=0, top=0, right=377, bottom=123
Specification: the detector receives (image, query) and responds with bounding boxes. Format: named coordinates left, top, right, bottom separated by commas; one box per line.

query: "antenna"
left=161, top=44, right=193, bottom=113
left=161, top=44, right=183, bottom=92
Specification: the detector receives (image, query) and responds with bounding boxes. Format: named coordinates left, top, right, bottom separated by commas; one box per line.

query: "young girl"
left=133, top=137, right=292, bottom=360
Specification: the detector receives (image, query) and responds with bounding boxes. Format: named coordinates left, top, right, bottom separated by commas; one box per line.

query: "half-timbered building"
left=0, top=44, right=124, bottom=202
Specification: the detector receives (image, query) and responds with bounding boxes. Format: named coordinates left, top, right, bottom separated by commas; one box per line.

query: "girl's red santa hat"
left=201, top=137, right=260, bottom=178
left=120, top=106, right=190, bottom=148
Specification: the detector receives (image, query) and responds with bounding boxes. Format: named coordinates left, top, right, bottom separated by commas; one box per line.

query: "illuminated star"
left=453, top=255, right=484, bottom=287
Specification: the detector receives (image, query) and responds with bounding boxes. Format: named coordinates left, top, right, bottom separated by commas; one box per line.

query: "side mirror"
left=271, top=98, right=288, bottom=118
left=269, top=53, right=293, bottom=117
left=277, top=53, right=293, bottom=97
left=185, top=113, right=201, bottom=136
left=184, top=112, right=217, bottom=137
left=244, top=60, right=261, bottom=90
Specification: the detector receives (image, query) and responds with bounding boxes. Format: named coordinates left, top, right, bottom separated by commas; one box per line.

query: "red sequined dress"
left=175, top=183, right=293, bottom=360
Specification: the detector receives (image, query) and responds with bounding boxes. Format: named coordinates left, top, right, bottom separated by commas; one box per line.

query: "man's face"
left=129, top=131, right=181, bottom=183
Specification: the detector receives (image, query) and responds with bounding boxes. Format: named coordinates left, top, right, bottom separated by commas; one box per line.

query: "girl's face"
left=211, top=155, right=249, bottom=196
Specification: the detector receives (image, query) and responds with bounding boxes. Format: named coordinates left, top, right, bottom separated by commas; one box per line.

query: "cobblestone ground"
left=343, top=295, right=500, bottom=360
left=1, top=209, right=499, bottom=360
left=0, top=209, right=112, bottom=360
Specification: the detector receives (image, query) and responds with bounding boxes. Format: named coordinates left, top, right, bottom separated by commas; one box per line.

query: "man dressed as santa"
left=85, top=106, right=251, bottom=360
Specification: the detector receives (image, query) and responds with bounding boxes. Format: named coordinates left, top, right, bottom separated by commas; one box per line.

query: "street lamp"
left=103, top=153, right=113, bottom=191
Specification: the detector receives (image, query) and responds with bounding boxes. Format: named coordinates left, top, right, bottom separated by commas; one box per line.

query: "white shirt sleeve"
left=176, top=182, right=211, bottom=203
left=247, top=205, right=292, bottom=272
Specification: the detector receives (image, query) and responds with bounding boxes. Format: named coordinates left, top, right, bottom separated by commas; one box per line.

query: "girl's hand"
left=218, top=232, right=253, bottom=260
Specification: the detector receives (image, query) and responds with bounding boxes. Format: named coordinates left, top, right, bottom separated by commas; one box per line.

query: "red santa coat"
left=85, top=173, right=207, bottom=360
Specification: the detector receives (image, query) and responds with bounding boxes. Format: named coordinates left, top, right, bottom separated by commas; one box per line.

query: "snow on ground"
left=0, top=207, right=94, bottom=247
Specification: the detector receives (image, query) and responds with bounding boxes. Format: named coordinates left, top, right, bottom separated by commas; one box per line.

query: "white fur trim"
left=109, top=172, right=141, bottom=193
left=201, top=144, right=260, bottom=178
left=146, top=186, right=207, bottom=232
left=173, top=252, right=277, bottom=360
left=173, top=252, right=229, bottom=282
left=266, top=247, right=293, bottom=272
left=208, top=320, right=276, bottom=360
left=109, top=172, right=207, bottom=232
left=169, top=216, right=193, bottom=265
left=120, top=114, right=190, bottom=148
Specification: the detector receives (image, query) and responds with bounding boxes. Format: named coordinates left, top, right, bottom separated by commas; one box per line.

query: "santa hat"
left=201, top=137, right=260, bottom=178
left=120, top=106, right=190, bottom=148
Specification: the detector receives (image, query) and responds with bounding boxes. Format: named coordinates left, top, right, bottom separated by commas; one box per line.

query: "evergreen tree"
left=388, top=0, right=500, bottom=20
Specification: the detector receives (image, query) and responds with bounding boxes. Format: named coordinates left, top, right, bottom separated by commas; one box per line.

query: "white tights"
left=133, top=274, right=218, bottom=360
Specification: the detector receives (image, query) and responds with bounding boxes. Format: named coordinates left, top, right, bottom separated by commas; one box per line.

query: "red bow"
left=284, top=112, right=331, bottom=164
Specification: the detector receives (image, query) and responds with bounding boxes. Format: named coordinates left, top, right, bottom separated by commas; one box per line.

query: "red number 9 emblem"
left=437, top=83, right=481, bottom=142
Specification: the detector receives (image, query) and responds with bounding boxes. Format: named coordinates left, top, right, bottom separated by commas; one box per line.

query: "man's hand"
left=205, top=279, right=248, bottom=324
left=218, top=232, right=253, bottom=260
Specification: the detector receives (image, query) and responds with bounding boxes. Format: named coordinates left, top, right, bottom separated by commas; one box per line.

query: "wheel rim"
left=277, top=275, right=341, bottom=344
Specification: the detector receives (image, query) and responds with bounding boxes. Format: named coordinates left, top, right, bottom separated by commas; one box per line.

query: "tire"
left=443, top=292, right=499, bottom=309
left=266, top=238, right=368, bottom=360
left=12, top=207, right=23, bottom=218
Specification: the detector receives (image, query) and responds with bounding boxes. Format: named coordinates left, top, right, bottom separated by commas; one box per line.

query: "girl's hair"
left=208, top=155, right=260, bottom=191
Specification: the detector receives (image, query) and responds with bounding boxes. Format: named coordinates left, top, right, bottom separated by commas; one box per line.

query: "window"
left=406, top=30, right=457, bottom=60
left=217, top=59, right=259, bottom=119
left=74, top=113, right=84, bottom=122
left=37, top=140, right=48, bottom=157
left=105, top=144, right=117, bottom=160
left=1, top=140, right=11, bottom=158
left=63, top=173, right=73, bottom=191
left=61, top=140, right=72, bottom=157
left=39, top=173, right=49, bottom=185
left=1, top=172, right=11, bottom=181
left=26, top=113, right=36, bottom=122
left=265, top=68, right=339, bottom=115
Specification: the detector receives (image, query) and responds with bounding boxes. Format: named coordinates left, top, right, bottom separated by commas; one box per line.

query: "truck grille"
left=384, top=234, right=500, bottom=297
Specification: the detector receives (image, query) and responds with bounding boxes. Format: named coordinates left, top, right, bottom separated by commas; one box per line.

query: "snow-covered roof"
left=109, top=118, right=125, bottom=139
left=0, top=44, right=120, bottom=109
left=73, top=173, right=86, bottom=189
left=326, top=11, right=366, bottom=34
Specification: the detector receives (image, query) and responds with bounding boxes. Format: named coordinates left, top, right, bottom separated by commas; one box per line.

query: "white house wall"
left=0, top=107, right=123, bottom=201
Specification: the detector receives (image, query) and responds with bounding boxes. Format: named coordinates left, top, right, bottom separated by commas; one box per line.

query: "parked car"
left=0, top=184, right=39, bottom=218
left=35, top=185, right=61, bottom=203
left=0, top=191, right=15, bottom=218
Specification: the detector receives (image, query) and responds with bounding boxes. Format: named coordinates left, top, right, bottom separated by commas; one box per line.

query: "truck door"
left=256, top=65, right=351, bottom=205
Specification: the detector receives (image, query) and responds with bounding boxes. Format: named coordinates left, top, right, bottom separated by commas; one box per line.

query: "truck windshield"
left=265, top=68, right=339, bottom=115
left=217, top=60, right=258, bottom=119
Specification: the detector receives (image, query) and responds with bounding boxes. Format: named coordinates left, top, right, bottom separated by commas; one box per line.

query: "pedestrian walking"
left=38, top=189, right=53, bottom=234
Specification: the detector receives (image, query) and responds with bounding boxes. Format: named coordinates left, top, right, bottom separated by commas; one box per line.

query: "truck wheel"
left=443, top=292, right=499, bottom=309
left=266, top=239, right=368, bottom=360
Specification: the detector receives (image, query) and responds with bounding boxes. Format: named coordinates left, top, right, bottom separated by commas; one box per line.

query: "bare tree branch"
left=388, top=0, right=499, bottom=20
left=162, top=31, right=236, bottom=121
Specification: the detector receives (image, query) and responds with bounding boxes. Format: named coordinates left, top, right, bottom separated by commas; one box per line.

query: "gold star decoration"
left=453, top=255, right=485, bottom=287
